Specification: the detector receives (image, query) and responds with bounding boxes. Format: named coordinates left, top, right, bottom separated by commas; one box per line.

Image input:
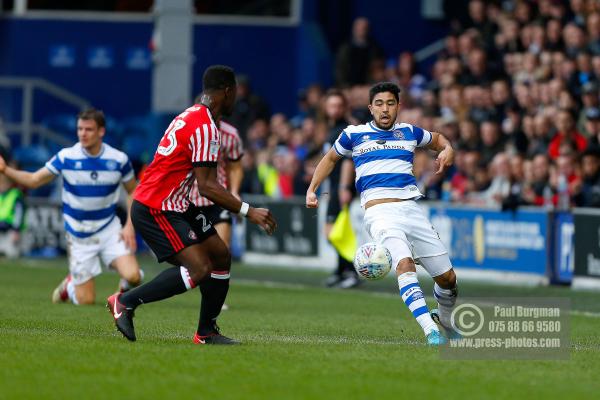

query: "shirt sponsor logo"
left=355, top=143, right=408, bottom=155
left=393, top=130, right=405, bottom=140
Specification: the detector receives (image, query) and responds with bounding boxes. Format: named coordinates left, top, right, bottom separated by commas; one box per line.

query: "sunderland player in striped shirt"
left=0, top=109, right=143, bottom=305
left=306, top=82, right=459, bottom=346
left=107, top=65, right=276, bottom=344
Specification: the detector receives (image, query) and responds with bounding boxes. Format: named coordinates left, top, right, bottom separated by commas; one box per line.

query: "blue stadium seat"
left=41, top=114, right=78, bottom=141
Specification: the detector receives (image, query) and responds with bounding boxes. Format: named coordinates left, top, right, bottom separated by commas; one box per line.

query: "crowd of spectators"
left=233, top=0, right=600, bottom=209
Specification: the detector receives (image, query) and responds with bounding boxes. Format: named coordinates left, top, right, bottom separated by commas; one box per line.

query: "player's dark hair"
left=202, top=65, right=236, bottom=92
left=369, top=82, right=401, bottom=104
left=78, top=108, right=105, bottom=128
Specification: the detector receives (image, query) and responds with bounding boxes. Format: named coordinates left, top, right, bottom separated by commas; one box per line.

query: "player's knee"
left=436, top=269, right=456, bottom=289
left=187, top=261, right=213, bottom=284
left=395, top=257, right=416, bottom=275
left=127, top=269, right=142, bottom=286
left=215, top=249, right=231, bottom=272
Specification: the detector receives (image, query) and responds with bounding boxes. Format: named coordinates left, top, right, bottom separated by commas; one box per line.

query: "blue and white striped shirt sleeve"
left=333, top=131, right=353, bottom=157
left=120, top=159, right=135, bottom=182
left=45, top=152, right=63, bottom=175
left=413, top=125, right=432, bottom=148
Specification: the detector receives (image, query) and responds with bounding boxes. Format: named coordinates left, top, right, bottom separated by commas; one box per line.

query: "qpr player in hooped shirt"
left=306, top=82, right=460, bottom=346
left=0, top=108, right=143, bottom=306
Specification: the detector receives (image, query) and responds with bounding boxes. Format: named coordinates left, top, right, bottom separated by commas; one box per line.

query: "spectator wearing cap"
left=548, top=108, right=587, bottom=159
left=575, top=147, right=600, bottom=207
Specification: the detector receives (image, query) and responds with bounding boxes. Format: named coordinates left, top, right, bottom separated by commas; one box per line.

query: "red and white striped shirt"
left=189, top=120, right=244, bottom=206
left=134, top=104, right=219, bottom=212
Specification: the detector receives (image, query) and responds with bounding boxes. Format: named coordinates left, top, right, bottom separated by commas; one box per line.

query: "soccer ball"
left=353, top=242, right=393, bottom=280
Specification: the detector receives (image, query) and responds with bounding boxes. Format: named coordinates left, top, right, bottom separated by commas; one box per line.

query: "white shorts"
left=363, top=200, right=452, bottom=277
left=66, top=218, right=131, bottom=285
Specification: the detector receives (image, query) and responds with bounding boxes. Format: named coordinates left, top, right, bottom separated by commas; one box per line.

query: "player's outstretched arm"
left=306, top=148, right=343, bottom=208
left=0, top=156, right=55, bottom=189
left=194, top=166, right=277, bottom=235
left=427, top=131, right=454, bottom=175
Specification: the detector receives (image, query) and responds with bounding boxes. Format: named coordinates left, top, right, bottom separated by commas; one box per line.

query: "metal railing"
left=0, top=76, right=91, bottom=146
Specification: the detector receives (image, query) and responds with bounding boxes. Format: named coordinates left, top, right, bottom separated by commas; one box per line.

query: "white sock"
left=398, top=271, right=438, bottom=335
left=66, top=280, right=78, bottom=305
left=433, top=282, right=458, bottom=329
left=179, top=266, right=197, bottom=290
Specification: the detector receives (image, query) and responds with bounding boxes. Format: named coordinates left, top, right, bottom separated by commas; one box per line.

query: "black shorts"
left=192, top=204, right=232, bottom=226
left=131, top=200, right=217, bottom=262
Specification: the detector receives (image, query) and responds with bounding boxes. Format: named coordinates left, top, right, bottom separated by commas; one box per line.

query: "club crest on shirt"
left=209, top=140, right=219, bottom=156
left=106, top=160, right=118, bottom=171
left=393, top=129, right=405, bottom=140
left=188, top=230, right=197, bottom=240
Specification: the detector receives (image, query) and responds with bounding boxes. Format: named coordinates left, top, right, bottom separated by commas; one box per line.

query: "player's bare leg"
left=110, top=254, right=143, bottom=293
left=74, top=279, right=96, bottom=305
left=52, top=275, right=95, bottom=305
left=395, top=257, right=444, bottom=345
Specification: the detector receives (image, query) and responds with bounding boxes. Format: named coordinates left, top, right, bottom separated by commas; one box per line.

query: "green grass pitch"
left=1, top=257, right=599, bottom=399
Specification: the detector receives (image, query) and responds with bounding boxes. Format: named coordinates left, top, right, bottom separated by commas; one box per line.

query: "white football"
left=353, top=242, right=393, bottom=280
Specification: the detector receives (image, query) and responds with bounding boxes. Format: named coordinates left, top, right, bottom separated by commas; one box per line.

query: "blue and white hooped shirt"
left=45, top=143, right=134, bottom=238
left=333, top=121, right=432, bottom=207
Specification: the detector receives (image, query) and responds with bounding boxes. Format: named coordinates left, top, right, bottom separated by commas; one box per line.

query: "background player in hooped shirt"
left=107, top=65, right=276, bottom=344
left=187, top=118, right=243, bottom=312
left=0, top=108, right=143, bottom=305
left=306, top=82, right=458, bottom=346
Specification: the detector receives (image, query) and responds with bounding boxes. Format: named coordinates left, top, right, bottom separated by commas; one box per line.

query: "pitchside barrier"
left=241, top=196, right=582, bottom=287
left=572, top=208, right=600, bottom=290
left=17, top=196, right=589, bottom=289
